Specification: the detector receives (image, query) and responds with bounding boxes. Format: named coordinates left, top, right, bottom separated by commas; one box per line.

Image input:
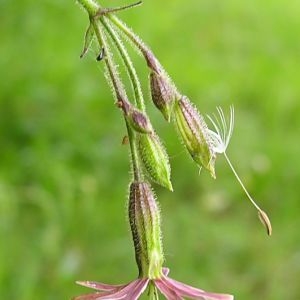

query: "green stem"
left=101, top=16, right=146, bottom=112
left=148, top=282, right=159, bottom=299
left=126, top=121, right=143, bottom=182
left=77, top=0, right=100, bottom=15
left=107, top=14, right=180, bottom=97
left=95, top=1, right=142, bottom=16
left=108, top=14, right=149, bottom=59
left=90, top=18, right=143, bottom=181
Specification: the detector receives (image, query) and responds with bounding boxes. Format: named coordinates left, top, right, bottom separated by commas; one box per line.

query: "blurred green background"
left=1, top=0, right=300, bottom=299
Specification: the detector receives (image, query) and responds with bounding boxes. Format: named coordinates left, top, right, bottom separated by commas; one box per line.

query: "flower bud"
left=127, top=108, right=153, bottom=134
left=150, top=71, right=177, bottom=122
left=174, top=96, right=216, bottom=178
left=142, top=48, right=161, bottom=74
left=137, top=133, right=173, bottom=191
left=128, top=181, right=164, bottom=278
left=118, top=99, right=152, bottom=134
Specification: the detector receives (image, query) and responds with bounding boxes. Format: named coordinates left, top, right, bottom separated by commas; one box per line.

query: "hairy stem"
left=91, top=17, right=143, bottom=181
left=108, top=14, right=157, bottom=66
left=95, top=1, right=142, bottom=16
left=77, top=0, right=100, bottom=15
left=101, top=16, right=146, bottom=112
left=107, top=14, right=180, bottom=98
left=148, top=282, right=159, bottom=300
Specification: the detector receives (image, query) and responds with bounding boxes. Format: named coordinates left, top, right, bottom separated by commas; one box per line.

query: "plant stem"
left=126, top=121, right=143, bottom=181
left=148, top=282, right=159, bottom=299
left=100, top=16, right=146, bottom=112
left=107, top=14, right=180, bottom=98
left=95, top=1, right=142, bottom=16
left=77, top=0, right=100, bottom=15
left=91, top=17, right=143, bottom=181
left=108, top=14, right=152, bottom=61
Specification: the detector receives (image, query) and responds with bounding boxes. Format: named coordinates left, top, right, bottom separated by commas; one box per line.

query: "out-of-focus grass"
left=0, top=0, right=300, bottom=299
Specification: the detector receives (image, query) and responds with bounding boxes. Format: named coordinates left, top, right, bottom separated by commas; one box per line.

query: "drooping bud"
left=127, top=107, right=153, bottom=134
left=150, top=71, right=177, bottom=122
left=128, top=181, right=164, bottom=279
left=142, top=48, right=162, bottom=74
left=137, top=133, right=173, bottom=191
left=174, top=96, right=216, bottom=178
left=115, top=97, right=152, bottom=134
left=80, top=22, right=94, bottom=58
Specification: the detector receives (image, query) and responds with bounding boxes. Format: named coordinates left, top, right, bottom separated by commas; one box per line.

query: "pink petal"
left=98, top=278, right=143, bottom=300
left=73, top=292, right=108, bottom=300
left=125, top=278, right=149, bottom=300
left=73, top=279, right=146, bottom=300
left=154, top=279, right=183, bottom=300
left=163, top=277, right=234, bottom=300
left=73, top=289, right=126, bottom=300
left=76, top=281, right=125, bottom=291
left=162, top=267, right=170, bottom=276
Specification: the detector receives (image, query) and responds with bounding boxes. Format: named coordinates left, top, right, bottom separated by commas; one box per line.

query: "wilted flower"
left=173, top=96, right=216, bottom=178
left=74, top=267, right=233, bottom=300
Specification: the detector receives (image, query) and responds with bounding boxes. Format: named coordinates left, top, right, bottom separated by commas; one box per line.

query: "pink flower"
left=74, top=268, right=233, bottom=300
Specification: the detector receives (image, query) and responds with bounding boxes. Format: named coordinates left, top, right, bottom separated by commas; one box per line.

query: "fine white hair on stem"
left=206, top=106, right=272, bottom=236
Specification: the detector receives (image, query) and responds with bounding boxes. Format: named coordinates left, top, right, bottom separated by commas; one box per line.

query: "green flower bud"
left=174, top=96, right=216, bottom=178
left=150, top=71, right=177, bottom=122
left=137, top=133, right=173, bottom=191
left=128, top=181, right=163, bottom=279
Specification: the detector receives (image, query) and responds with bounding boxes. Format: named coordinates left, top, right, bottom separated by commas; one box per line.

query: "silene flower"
left=73, top=181, right=233, bottom=300
left=75, top=3, right=271, bottom=300
left=74, top=267, right=233, bottom=300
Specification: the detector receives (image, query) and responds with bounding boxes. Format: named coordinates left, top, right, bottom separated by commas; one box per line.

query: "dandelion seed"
left=206, top=106, right=234, bottom=155
left=207, top=106, right=272, bottom=236
left=258, top=210, right=272, bottom=236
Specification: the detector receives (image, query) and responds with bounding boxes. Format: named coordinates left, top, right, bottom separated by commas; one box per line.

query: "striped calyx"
left=174, top=96, right=216, bottom=178
left=128, top=181, right=164, bottom=279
